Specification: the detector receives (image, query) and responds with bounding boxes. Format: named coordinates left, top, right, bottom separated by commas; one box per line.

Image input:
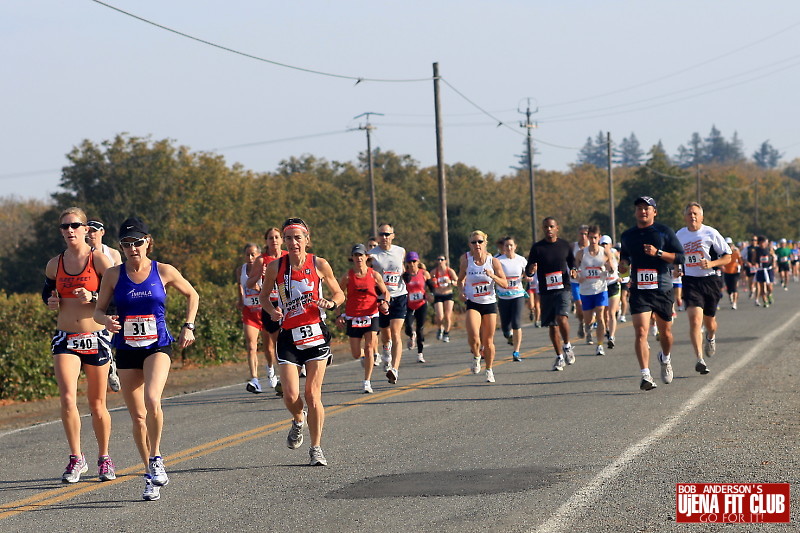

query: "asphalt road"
left=1, top=286, right=798, bottom=532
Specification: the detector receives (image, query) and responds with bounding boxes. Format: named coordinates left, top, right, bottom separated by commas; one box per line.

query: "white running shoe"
left=552, top=356, right=566, bottom=371
left=149, top=456, right=169, bottom=487
left=363, top=380, right=373, bottom=394
left=704, top=336, right=716, bottom=358
left=386, top=368, right=398, bottom=384
left=619, top=315, right=627, bottom=323
left=142, top=475, right=160, bottom=501
left=596, top=345, right=605, bottom=356
left=381, top=343, right=392, bottom=370
left=408, top=332, right=416, bottom=350
left=107, top=358, right=121, bottom=392
left=246, top=378, right=262, bottom=394
left=485, top=369, right=495, bottom=383
left=659, top=352, right=673, bottom=384
left=417, top=353, right=426, bottom=363
left=649, top=324, right=658, bottom=337
left=309, top=446, right=328, bottom=466
left=287, top=413, right=305, bottom=449
left=564, top=344, right=576, bottom=365
left=61, top=454, right=88, bottom=484
left=586, top=330, right=593, bottom=345
left=442, top=334, right=450, bottom=343
left=471, top=356, right=481, bottom=374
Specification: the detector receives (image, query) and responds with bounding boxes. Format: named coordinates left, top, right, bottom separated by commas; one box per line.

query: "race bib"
left=636, top=269, right=658, bottom=290
left=409, top=292, right=424, bottom=302
left=585, top=267, right=602, bottom=280
left=436, top=276, right=451, bottom=288
left=244, top=295, right=260, bottom=308
left=545, top=271, right=563, bottom=290
left=507, top=276, right=520, bottom=288
left=760, top=256, right=771, bottom=266
left=780, top=255, right=789, bottom=263
left=123, top=314, right=158, bottom=347
left=685, top=251, right=703, bottom=268
left=351, top=316, right=372, bottom=328
left=67, top=332, right=98, bottom=355
left=749, top=265, right=758, bottom=274
left=290, top=323, right=325, bottom=350
left=384, top=271, right=401, bottom=289
left=472, top=281, right=491, bottom=297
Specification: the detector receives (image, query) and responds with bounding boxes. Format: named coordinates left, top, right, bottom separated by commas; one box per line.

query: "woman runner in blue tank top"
left=94, top=217, right=199, bottom=502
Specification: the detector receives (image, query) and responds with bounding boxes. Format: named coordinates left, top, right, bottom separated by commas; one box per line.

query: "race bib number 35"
left=291, top=323, right=325, bottom=350
left=123, top=314, right=158, bottom=347
left=244, top=295, right=260, bottom=308
left=637, top=269, right=658, bottom=290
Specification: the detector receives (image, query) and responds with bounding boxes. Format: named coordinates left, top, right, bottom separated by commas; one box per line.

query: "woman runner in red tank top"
left=337, top=244, right=390, bottom=394
left=430, top=255, right=458, bottom=342
left=260, top=218, right=344, bottom=467
left=403, top=251, right=433, bottom=362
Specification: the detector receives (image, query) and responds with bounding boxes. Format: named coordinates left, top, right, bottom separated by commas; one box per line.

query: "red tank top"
left=56, top=252, right=100, bottom=298
left=262, top=250, right=288, bottom=301
left=345, top=268, right=378, bottom=317
left=276, top=254, right=323, bottom=329
left=406, top=269, right=427, bottom=310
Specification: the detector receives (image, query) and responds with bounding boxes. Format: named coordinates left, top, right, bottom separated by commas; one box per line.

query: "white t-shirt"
left=676, top=224, right=731, bottom=278
left=367, top=245, right=408, bottom=297
left=495, top=254, right=528, bottom=299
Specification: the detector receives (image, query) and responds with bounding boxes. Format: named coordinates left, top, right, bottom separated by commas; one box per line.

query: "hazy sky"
left=2, top=1, right=799, bottom=200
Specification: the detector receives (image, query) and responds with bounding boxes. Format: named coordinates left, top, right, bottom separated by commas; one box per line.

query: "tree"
left=753, top=141, right=782, bottom=169
left=615, top=133, right=644, bottom=167
left=576, top=131, right=607, bottom=167
left=511, top=138, right=540, bottom=171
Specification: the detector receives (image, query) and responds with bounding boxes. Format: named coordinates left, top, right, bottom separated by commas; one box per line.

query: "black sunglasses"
left=470, top=240, right=484, bottom=245
left=59, top=222, right=85, bottom=230
left=379, top=232, right=393, bottom=237
left=120, top=238, right=147, bottom=249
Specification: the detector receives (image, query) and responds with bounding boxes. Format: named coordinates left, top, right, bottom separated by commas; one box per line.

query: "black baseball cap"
left=351, top=243, right=368, bottom=255
left=87, top=220, right=104, bottom=231
left=119, top=217, right=149, bottom=240
left=634, top=196, right=657, bottom=207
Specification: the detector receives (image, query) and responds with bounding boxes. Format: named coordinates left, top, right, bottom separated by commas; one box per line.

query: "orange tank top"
left=56, top=252, right=100, bottom=298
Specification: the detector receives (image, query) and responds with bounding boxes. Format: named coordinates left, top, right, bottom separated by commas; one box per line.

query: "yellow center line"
left=0, top=340, right=558, bottom=520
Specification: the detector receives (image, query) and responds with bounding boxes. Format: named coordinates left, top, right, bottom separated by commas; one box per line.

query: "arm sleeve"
left=42, top=277, right=56, bottom=305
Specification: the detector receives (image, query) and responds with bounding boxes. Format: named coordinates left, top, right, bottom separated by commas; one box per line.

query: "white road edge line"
left=533, top=308, right=800, bottom=533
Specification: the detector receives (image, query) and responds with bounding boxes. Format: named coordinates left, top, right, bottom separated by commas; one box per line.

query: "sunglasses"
left=470, top=240, right=484, bottom=245
left=379, top=232, right=393, bottom=237
left=59, top=222, right=85, bottom=230
left=120, top=238, right=147, bottom=248
left=437, top=258, right=446, bottom=261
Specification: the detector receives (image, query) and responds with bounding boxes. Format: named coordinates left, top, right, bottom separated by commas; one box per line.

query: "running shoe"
left=149, top=456, right=169, bottom=486
left=768, top=294, right=774, bottom=305
left=363, top=380, right=373, bottom=394
left=287, top=414, right=305, bottom=449
left=695, top=359, right=710, bottom=375
left=386, top=368, right=398, bottom=384
left=607, top=336, right=615, bottom=349
left=534, top=321, right=541, bottom=328
left=703, top=336, right=716, bottom=358
left=512, top=351, right=521, bottom=362
left=62, top=454, right=88, bottom=483
left=107, top=358, right=121, bottom=392
left=552, top=356, right=566, bottom=371
left=246, top=378, right=262, bottom=394
left=577, top=323, right=585, bottom=338
left=299, top=365, right=307, bottom=378
left=659, top=352, right=673, bottom=384
left=309, top=446, right=328, bottom=466
left=408, top=332, right=416, bottom=350
left=731, top=302, right=737, bottom=310
left=591, top=321, right=598, bottom=330
left=755, top=300, right=761, bottom=307
left=267, top=373, right=279, bottom=390
left=142, top=475, right=160, bottom=501
left=485, top=369, right=495, bottom=383
left=436, top=329, right=443, bottom=341
left=417, top=353, right=426, bottom=363
left=442, top=334, right=450, bottom=343
left=640, top=376, right=657, bottom=391
left=381, top=343, right=392, bottom=370
left=650, top=324, right=658, bottom=338
left=274, top=381, right=284, bottom=397
left=596, top=345, right=605, bottom=356
left=586, top=330, right=593, bottom=345
left=97, top=455, right=116, bottom=481
left=373, top=353, right=380, bottom=366
left=506, top=333, right=513, bottom=345
left=619, top=315, right=627, bottom=323
left=564, top=344, right=576, bottom=365
left=471, top=356, right=481, bottom=374
left=529, top=311, right=534, bottom=321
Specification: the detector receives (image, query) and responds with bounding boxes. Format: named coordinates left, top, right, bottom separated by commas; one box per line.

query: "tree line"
left=2, top=133, right=799, bottom=295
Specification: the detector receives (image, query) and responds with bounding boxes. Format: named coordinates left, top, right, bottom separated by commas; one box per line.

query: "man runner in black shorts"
left=620, top=196, right=684, bottom=391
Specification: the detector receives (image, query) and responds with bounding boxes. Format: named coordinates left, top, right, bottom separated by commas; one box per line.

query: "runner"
left=525, top=217, right=578, bottom=371
left=600, top=235, right=620, bottom=349
left=754, top=235, right=776, bottom=307
left=676, top=202, right=731, bottom=376
left=744, top=235, right=760, bottom=299
left=496, top=236, right=529, bottom=361
left=367, top=224, right=407, bottom=384
left=44, top=207, right=115, bottom=484
left=403, top=251, right=433, bottom=363
left=246, top=228, right=286, bottom=395
left=571, top=225, right=590, bottom=338
left=94, top=216, right=199, bottom=500
left=791, top=241, right=800, bottom=283
left=575, top=226, right=615, bottom=356
left=619, top=196, right=684, bottom=391
left=260, top=217, right=344, bottom=466
left=86, top=219, right=122, bottom=393
left=776, top=238, right=792, bottom=290
left=430, top=254, right=458, bottom=343
left=617, top=245, right=630, bottom=323
left=337, top=244, right=390, bottom=394
left=237, top=242, right=266, bottom=394
left=526, top=271, right=541, bottom=327
left=458, top=230, right=508, bottom=382
left=722, top=237, right=744, bottom=310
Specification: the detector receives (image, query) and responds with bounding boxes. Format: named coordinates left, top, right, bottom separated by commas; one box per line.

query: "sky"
left=2, top=1, right=800, bottom=200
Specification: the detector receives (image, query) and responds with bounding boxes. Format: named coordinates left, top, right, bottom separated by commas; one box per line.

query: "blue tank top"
left=113, top=261, right=174, bottom=349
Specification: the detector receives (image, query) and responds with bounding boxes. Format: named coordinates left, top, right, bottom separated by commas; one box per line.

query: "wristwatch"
left=182, top=322, right=196, bottom=331
left=656, top=249, right=663, bottom=257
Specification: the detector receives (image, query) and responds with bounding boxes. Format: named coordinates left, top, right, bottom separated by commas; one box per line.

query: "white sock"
left=266, top=365, right=275, bottom=378
left=564, top=342, right=572, bottom=350
left=660, top=352, right=671, bottom=364
left=641, top=368, right=651, bottom=378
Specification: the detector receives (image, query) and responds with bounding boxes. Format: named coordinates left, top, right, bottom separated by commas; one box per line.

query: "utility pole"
left=433, top=62, right=449, bottom=261
left=354, top=112, right=383, bottom=238
left=519, top=98, right=538, bottom=243
left=606, top=132, right=615, bottom=243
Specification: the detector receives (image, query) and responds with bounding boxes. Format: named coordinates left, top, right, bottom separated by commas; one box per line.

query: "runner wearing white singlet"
left=599, top=235, right=620, bottom=349
left=575, top=226, right=615, bottom=356
left=496, top=236, right=528, bottom=361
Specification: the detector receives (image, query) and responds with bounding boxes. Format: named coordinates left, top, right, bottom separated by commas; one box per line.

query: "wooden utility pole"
left=433, top=63, right=449, bottom=261
left=354, top=112, right=383, bottom=238
left=607, top=132, right=615, bottom=243
left=519, top=99, right=538, bottom=243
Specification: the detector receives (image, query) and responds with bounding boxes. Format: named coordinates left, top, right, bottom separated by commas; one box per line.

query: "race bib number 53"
left=291, top=323, right=325, bottom=350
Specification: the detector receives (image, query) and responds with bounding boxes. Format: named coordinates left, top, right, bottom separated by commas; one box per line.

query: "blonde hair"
left=59, top=206, right=87, bottom=224
left=469, top=230, right=488, bottom=242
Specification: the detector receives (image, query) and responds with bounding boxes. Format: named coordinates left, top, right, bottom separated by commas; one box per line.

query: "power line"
left=0, top=169, right=61, bottom=180
left=210, top=130, right=352, bottom=151
left=89, top=0, right=431, bottom=83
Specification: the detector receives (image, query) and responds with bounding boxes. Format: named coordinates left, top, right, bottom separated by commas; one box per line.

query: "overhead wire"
left=89, top=0, right=431, bottom=83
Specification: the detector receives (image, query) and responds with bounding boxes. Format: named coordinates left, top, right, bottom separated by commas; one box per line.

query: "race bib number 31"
left=123, top=314, right=158, bottom=347
left=637, top=269, right=658, bottom=290
left=291, top=323, right=325, bottom=350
